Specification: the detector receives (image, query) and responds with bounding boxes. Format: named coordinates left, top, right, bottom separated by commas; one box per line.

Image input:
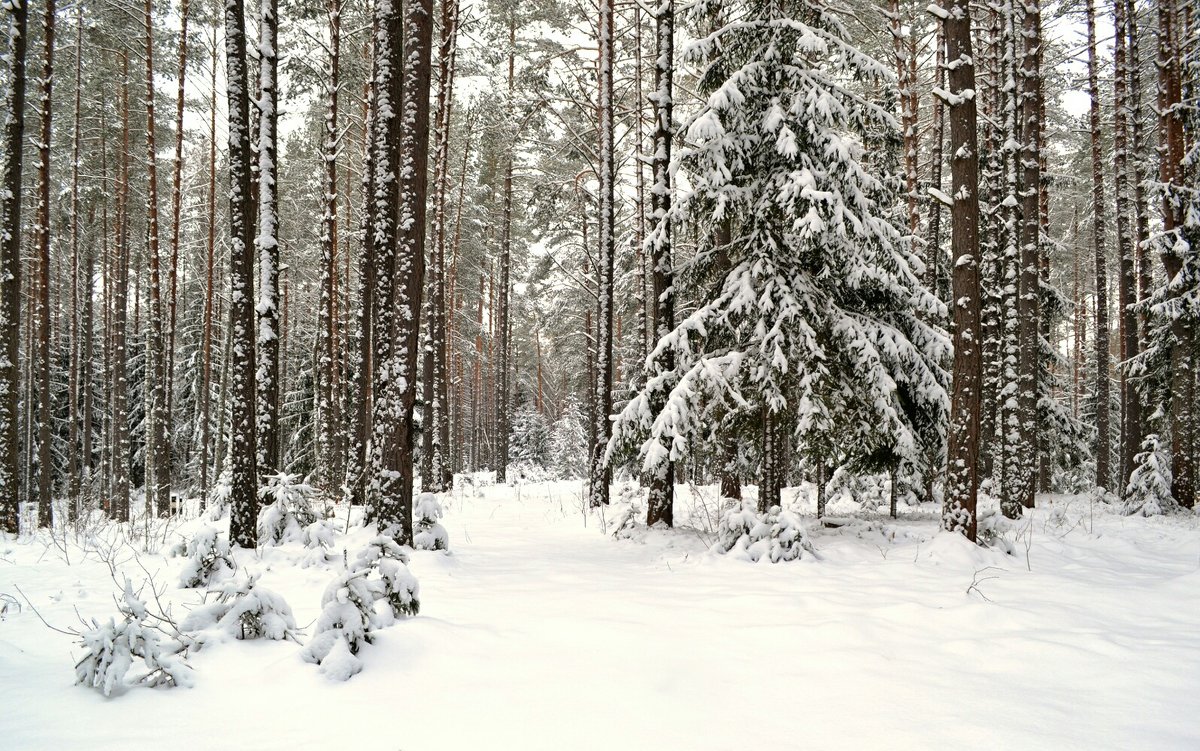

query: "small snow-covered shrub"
left=178, top=527, right=235, bottom=588
left=298, top=518, right=341, bottom=567
left=975, top=510, right=1018, bottom=555
left=180, top=574, right=298, bottom=644
left=712, top=504, right=814, bottom=563
left=303, top=518, right=339, bottom=549
left=301, top=537, right=420, bottom=680
left=1124, top=435, right=1177, bottom=517
left=75, top=580, right=194, bottom=696
left=257, top=472, right=320, bottom=546
left=413, top=493, right=449, bottom=551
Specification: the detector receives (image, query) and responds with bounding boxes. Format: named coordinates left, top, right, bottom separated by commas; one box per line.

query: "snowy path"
left=2, top=483, right=1199, bottom=750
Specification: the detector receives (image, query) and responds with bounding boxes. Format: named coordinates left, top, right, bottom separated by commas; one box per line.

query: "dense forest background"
left=0, top=0, right=1195, bottom=544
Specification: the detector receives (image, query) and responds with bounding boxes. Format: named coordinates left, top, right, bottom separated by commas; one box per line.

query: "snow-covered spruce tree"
left=1122, top=434, right=1177, bottom=517
left=256, top=472, right=319, bottom=545
left=713, top=502, right=814, bottom=563
left=549, top=396, right=589, bottom=479
left=509, top=404, right=550, bottom=469
left=611, top=0, right=948, bottom=513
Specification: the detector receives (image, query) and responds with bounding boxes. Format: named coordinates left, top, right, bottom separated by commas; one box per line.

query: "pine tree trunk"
left=421, top=0, right=458, bottom=494
left=165, top=0, right=191, bottom=462
left=346, top=41, right=378, bottom=507
left=199, top=22, right=220, bottom=506
left=448, top=120, right=471, bottom=475
left=941, top=0, right=983, bottom=542
left=1127, top=0, right=1152, bottom=347
left=889, top=0, right=919, bottom=234
left=926, top=10, right=946, bottom=300
left=0, top=0, right=29, bottom=533
left=1086, top=0, right=1112, bottom=492
left=112, top=51, right=132, bottom=523
left=67, top=4, right=84, bottom=519
left=226, top=0, right=260, bottom=547
left=317, top=0, right=342, bottom=493
left=645, top=0, right=675, bottom=528
left=588, top=0, right=617, bottom=508
left=143, top=0, right=172, bottom=519
left=437, top=0, right=459, bottom=489
left=1113, top=0, right=1142, bottom=494
left=1016, top=0, right=1041, bottom=510
left=35, top=0, right=56, bottom=528
left=373, top=0, right=435, bottom=542
left=977, top=4, right=1003, bottom=483
left=494, top=63, right=514, bottom=484
left=472, top=272, right=484, bottom=470
left=1156, top=0, right=1195, bottom=508
left=255, top=0, right=281, bottom=479
left=367, top=1, right=402, bottom=524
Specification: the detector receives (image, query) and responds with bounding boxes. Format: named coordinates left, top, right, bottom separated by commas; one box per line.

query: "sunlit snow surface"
left=2, top=480, right=1198, bottom=750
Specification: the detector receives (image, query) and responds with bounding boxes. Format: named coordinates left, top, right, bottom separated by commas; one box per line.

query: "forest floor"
left=2, top=478, right=1199, bottom=750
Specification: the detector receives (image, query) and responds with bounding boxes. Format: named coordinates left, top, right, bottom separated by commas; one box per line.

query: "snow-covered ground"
left=2, top=479, right=1199, bottom=750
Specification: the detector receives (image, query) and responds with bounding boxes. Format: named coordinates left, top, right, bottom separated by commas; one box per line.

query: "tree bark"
left=165, top=0, right=192, bottom=464
left=226, top=0, right=261, bottom=547
left=588, top=0, right=617, bottom=508
left=494, top=20, right=515, bottom=485
left=255, top=0, right=281, bottom=478
left=0, top=0, right=29, bottom=533
left=112, top=50, right=132, bottom=523
left=940, top=0, right=983, bottom=542
left=372, top=0, right=434, bottom=543
left=143, top=0, right=172, bottom=518
left=34, top=0, right=56, bottom=528
left=1113, top=0, right=1141, bottom=493
left=1156, top=0, right=1194, bottom=507
left=317, top=0, right=343, bottom=493
left=67, top=4, right=84, bottom=519
left=645, top=0, right=675, bottom=528
left=199, top=19, right=220, bottom=506
left=1016, top=0, right=1041, bottom=510
left=1086, top=0, right=1112, bottom=491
